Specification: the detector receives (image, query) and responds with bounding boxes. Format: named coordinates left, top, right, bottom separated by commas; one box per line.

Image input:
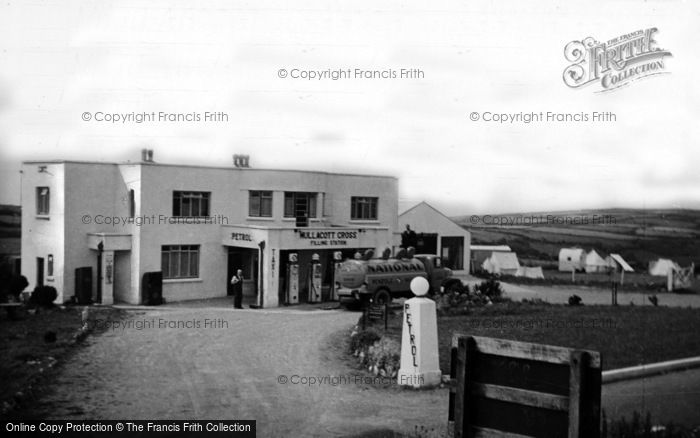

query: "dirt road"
left=29, top=307, right=447, bottom=437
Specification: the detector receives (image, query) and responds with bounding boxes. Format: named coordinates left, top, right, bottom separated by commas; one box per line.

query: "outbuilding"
left=397, top=201, right=471, bottom=272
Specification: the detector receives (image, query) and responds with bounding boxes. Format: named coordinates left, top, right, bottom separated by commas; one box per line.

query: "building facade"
left=21, top=156, right=398, bottom=307
left=397, top=201, right=470, bottom=273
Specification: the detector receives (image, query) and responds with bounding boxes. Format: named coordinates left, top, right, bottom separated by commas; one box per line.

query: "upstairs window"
left=36, top=187, right=50, bottom=215
left=284, top=192, right=317, bottom=219
left=351, top=197, right=378, bottom=220
left=173, top=191, right=210, bottom=217
left=249, top=191, right=273, bottom=217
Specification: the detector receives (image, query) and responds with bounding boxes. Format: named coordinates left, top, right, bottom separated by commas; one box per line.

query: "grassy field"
left=454, top=208, right=700, bottom=269
left=364, top=301, right=700, bottom=373
left=0, top=306, right=127, bottom=416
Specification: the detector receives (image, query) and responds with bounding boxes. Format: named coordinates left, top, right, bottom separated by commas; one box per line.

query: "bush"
left=474, top=279, right=504, bottom=299
left=568, top=294, right=583, bottom=306
left=349, top=327, right=382, bottom=354
left=366, top=337, right=401, bottom=377
left=29, top=285, right=58, bottom=308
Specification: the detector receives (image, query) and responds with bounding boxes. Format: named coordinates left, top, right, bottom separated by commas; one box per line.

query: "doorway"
left=227, top=247, right=257, bottom=299
left=36, top=257, right=44, bottom=287
left=441, top=236, right=464, bottom=270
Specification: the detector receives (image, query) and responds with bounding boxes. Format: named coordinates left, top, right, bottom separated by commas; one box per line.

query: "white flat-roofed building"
left=21, top=153, right=398, bottom=307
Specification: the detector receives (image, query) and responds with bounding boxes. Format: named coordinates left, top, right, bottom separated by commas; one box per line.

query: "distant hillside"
left=453, top=208, right=700, bottom=268
left=0, top=204, right=20, bottom=244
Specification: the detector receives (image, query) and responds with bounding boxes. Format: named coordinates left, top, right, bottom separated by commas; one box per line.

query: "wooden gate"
left=448, top=335, right=602, bottom=438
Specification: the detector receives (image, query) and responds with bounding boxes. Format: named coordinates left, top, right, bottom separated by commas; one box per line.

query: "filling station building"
left=21, top=153, right=397, bottom=307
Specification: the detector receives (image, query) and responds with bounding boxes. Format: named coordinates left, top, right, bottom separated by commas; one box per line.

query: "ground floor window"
left=162, top=245, right=200, bottom=279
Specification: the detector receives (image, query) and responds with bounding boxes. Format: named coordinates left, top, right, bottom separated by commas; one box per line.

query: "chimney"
left=233, top=154, right=250, bottom=168
left=141, top=149, right=154, bottom=163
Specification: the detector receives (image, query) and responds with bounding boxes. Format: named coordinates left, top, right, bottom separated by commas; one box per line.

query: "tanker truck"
left=334, top=253, right=463, bottom=305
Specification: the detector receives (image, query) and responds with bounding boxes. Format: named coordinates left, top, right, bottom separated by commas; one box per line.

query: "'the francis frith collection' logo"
left=563, top=28, right=672, bottom=92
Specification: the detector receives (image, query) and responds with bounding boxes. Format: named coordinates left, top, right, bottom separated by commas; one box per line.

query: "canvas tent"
left=558, top=248, right=586, bottom=272
left=585, top=250, right=610, bottom=273
left=515, top=266, right=545, bottom=279
left=482, top=251, right=520, bottom=276
left=470, top=245, right=512, bottom=273
left=649, top=258, right=681, bottom=277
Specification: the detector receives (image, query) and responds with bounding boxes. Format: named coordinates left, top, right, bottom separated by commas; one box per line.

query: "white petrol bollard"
left=398, top=276, right=441, bottom=388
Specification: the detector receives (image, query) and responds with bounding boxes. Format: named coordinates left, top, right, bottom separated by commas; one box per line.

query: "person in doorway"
left=401, top=224, right=417, bottom=249
left=231, top=269, right=243, bottom=309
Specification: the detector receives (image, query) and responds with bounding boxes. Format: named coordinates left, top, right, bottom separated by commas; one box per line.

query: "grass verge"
left=361, top=300, right=700, bottom=372
left=0, top=305, right=128, bottom=417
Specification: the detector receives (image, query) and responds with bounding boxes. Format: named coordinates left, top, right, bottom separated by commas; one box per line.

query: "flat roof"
left=21, top=159, right=397, bottom=180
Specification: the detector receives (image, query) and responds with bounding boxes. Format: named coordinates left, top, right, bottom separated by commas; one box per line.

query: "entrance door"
left=227, top=249, right=245, bottom=296
left=36, top=257, right=44, bottom=287
left=441, top=236, right=464, bottom=270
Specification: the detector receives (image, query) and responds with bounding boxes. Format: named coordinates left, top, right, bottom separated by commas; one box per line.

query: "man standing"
left=231, top=269, right=243, bottom=309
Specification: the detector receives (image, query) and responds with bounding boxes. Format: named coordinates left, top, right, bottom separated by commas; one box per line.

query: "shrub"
left=349, top=327, right=381, bottom=354
left=366, top=337, right=401, bottom=377
left=568, top=294, right=583, bottom=306
left=29, top=285, right=58, bottom=308
left=475, top=279, right=503, bottom=299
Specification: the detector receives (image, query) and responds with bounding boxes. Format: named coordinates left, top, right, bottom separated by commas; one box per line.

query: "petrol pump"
left=286, top=252, right=299, bottom=304
left=308, top=253, right=322, bottom=303
left=332, top=251, right=342, bottom=301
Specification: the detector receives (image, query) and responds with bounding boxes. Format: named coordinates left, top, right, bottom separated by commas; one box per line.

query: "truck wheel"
left=372, top=289, right=392, bottom=306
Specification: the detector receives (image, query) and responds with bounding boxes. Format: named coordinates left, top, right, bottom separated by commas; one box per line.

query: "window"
left=173, top=191, right=210, bottom=217
left=284, top=192, right=317, bottom=218
left=351, top=197, right=378, bottom=220
left=36, top=187, right=50, bottom=215
left=249, top=191, right=273, bottom=217
left=129, top=189, right=135, bottom=218
left=161, top=245, right=200, bottom=279
left=47, top=254, right=53, bottom=277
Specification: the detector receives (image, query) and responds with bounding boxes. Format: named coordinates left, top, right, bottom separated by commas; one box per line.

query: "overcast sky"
left=1, top=0, right=698, bottom=216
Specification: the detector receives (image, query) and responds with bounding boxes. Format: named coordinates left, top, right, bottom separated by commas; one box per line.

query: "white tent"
left=482, top=251, right=520, bottom=275
left=585, top=250, right=610, bottom=273
left=558, top=248, right=586, bottom=272
left=649, top=258, right=681, bottom=276
left=515, top=266, right=545, bottom=279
